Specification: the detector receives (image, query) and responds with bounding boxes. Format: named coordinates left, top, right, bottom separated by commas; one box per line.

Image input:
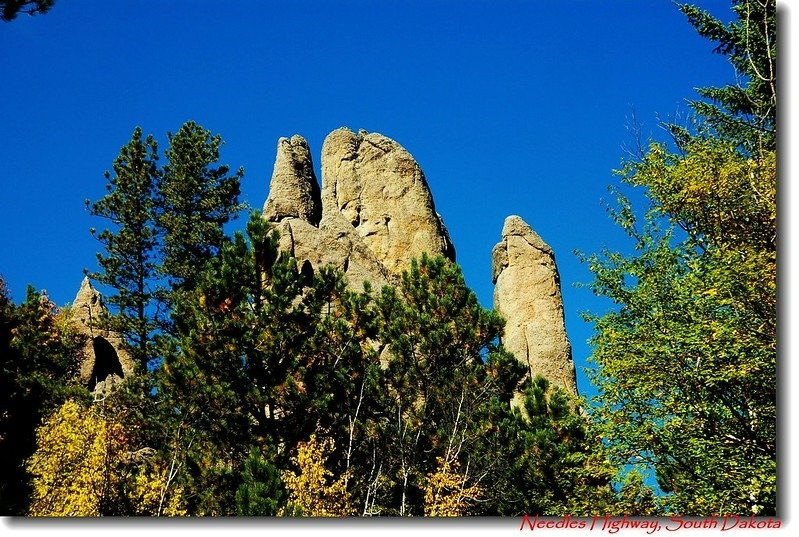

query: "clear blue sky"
left=1, top=0, right=737, bottom=399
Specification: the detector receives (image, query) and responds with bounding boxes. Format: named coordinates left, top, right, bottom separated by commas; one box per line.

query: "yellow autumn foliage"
left=423, top=457, right=482, bottom=517
left=127, top=466, right=187, bottom=516
left=280, top=434, right=353, bottom=516
left=27, top=399, right=123, bottom=516
left=26, top=399, right=186, bottom=516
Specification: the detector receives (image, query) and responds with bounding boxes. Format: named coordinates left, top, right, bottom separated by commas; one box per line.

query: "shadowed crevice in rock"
left=88, top=336, right=125, bottom=392
left=71, top=277, right=135, bottom=392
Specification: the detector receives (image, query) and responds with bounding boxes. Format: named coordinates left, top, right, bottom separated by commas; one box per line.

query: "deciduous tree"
left=583, top=0, right=776, bottom=515
left=0, top=283, right=86, bottom=514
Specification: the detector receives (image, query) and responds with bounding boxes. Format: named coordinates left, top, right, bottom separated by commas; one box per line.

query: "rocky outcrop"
left=263, top=135, right=321, bottom=225
left=71, top=277, right=134, bottom=394
left=492, top=216, right=577, bottom=396
left=263, top=128, right=455, bottom=291
left=264, top=130, right=576, bottom=397
left=321, top=128, right=455, bottom=276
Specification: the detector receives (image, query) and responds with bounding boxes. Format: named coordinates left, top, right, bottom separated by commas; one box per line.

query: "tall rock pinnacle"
left=321, top=128, right=455, bottom=275
left=71, top=277, right=134, bottom=393
left=262, top=128, right=455, bottom=291
left=263, top=135, right=321, bottom=225
left=492, top=216, right=578, bottom=395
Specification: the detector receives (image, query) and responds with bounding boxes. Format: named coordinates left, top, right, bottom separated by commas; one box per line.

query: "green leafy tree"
left=87, top=127, right=160, bottom=370
left=583, top=0, right=776, bottom=515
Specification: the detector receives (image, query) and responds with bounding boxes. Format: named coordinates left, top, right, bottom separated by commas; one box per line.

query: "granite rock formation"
left=264, top=129, right=577, bottom=396
left=492, top=216, right=578, bottom=395
left=71, top=277, right=134, bottom=394
left=263, top=128, right=455, bottom=291
left=263, top=135, right=321, bottom=225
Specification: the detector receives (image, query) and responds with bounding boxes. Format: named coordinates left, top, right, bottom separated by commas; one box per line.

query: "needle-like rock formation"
left=492, top=216, right=578, bottom=395
left=263, top=128, right=455, bottom=291
left=263, top=130, right=577, bottom=396
left=71, top=277, right=134, bottom=393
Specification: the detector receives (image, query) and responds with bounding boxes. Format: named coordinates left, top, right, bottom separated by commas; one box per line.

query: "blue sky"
left=1, top=0, right=737, bottom=399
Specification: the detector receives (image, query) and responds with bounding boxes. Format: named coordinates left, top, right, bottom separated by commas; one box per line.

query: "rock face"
left=71, top=277, right=134, bottom=394
left=321, top=128, right=455, bottom=276
left=492, top=216, right=577, bottom=396
left=263, top=128, right=455, bottom=291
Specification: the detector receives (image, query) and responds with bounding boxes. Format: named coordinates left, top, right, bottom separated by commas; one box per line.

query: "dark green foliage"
left=492, top=377, right=590, bottom=514
left=1, top=0, right=53, bottom=21
left=158, top=121, right=245, bottom=296
left=471, top=375, right=657, bottom=517
left=236, top=450, right=285, bottom=516
left=363, top=254, right=524, bottom=515
left=677, top=0, right=776, bottom=151
left=87, top=127, right=160, bottom=370
left=157, top=212, right=380, bottom=515
left=0, top=281, right=88, bottom=514
left=81, top=121, right=249, bottom=515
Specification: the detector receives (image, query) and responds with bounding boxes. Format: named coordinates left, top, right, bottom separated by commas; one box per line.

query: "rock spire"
left=492, top=216, right=578, bottom=395
left=263, top=130, right=577, bottom=396
left=263, top=127, right=455, bottom=291
left=71, top=277, right=134, bottom=393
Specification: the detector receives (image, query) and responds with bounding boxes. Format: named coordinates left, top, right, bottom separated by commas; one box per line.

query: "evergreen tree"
left=235, top=449, right=285, bottom=516
left=87, top=127, right=160, bottom=369
left=677, top=0, right=776, bottom=151
left=157, top=212, right=378, bottom=515
left=478, top=376, right=659, bottom=516
left=158, top=120, right=245, bottom=298
left=366, top=254, right=524, bottom=516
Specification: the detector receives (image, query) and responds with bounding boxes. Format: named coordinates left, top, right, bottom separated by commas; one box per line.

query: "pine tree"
left=158, top=121, right=245, bottom=298
left=156, top=212, right=378, bottom=515
left=677, top=0, right=776, bottom=151
left=235, top=450, right=285, bottom=516
left=87, top=127, right=160, bottom=369
left=366, top=254, right=524, bottom=516
left=0, top=0, right=53, bottom=21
